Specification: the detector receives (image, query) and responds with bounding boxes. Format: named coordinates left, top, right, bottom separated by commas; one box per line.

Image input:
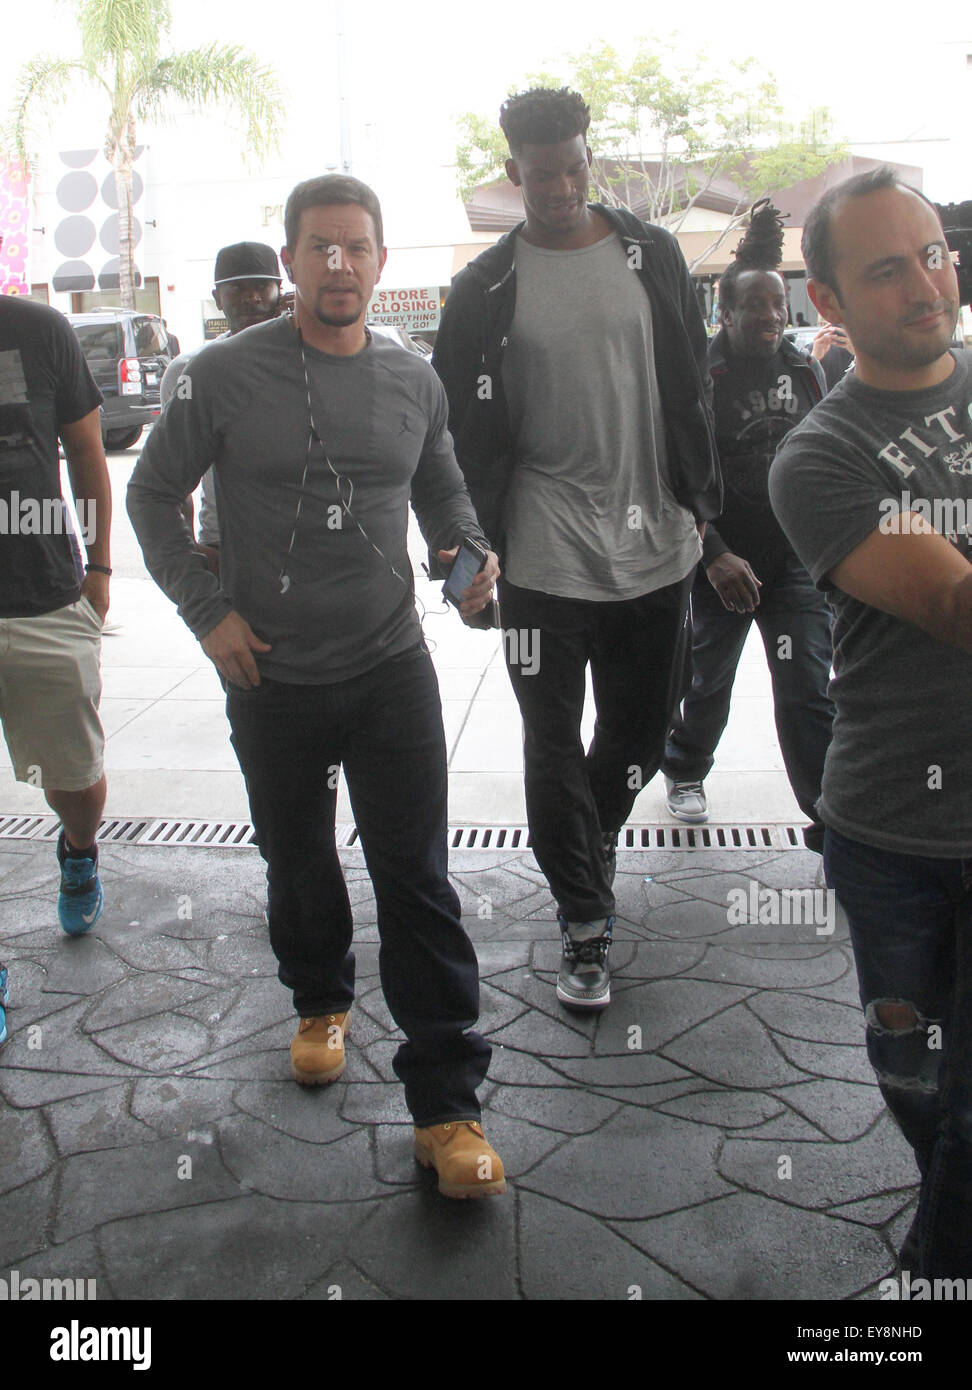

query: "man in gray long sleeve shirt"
left=128, top=174, right=506, bottom=1199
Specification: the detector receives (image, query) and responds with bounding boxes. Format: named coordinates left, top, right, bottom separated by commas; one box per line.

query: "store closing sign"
left=368, top=286, right=440, bottom=333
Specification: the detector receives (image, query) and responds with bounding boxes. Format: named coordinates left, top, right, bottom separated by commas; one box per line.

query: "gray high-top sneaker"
left=665, top=777, right=708, bottom=823
left=556, top=914, right=614, bottom=1010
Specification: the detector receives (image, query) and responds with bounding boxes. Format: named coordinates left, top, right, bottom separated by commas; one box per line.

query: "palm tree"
left=10, top=0, right=284, bottom=307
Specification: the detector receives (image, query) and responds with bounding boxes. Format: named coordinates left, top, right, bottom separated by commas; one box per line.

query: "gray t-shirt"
left=160, top=340, right=224, bottom=547
left=129, top=317, right=488, bottom=684
left=769, top=350, right=972, bottom=856
left=501, top=232, right=700, bottom=599
left=159, top=348, right=199, bottom=405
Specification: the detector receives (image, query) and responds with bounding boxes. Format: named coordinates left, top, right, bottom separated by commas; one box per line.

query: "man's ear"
left=505, top=156, right=521, bottom=188
left=280, top=246, right=295, bottom=284
left=808, top=278, right=842, bottom=327
left=213, top=286, right=223, bottom=311
left=374, top=245, right=388, bottom=285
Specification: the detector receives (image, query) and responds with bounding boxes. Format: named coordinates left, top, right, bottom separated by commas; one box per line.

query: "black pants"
left=225, top=644, right=490, bottom=1127
left=663, top=554, right=835, bottom=837
left=499, top=570, right=694, bottom=922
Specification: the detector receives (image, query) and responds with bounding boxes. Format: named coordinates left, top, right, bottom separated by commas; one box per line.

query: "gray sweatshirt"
left=128, top=317, right=488, bottom=684
left=160, top=337, right=225, bottom=547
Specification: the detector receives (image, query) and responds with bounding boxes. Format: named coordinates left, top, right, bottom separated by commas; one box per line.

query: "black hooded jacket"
left=702, top=327, right=826, bottom=579
left=431, top=204, right=722, bottom=556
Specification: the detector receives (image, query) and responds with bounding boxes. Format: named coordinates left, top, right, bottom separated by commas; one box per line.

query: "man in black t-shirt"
left=662, top=203, right=835, bottom=851
left=0, top=290, right=112, bottom=935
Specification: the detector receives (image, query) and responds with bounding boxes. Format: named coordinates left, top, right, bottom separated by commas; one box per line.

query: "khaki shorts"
left=0, top=598, right=105, bottom=791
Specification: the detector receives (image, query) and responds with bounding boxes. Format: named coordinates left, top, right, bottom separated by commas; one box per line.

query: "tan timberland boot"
left=290, top=1011, right=351, bottom=1086
left=413, top=1120, right=507, bottom=1198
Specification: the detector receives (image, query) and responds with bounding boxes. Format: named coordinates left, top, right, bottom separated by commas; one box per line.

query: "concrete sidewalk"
left=0, top=835, right=915, bottom=1301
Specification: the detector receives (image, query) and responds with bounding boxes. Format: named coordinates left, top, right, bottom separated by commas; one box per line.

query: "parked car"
left=783, top=325, right=822, bottom=354
left=67, top=308, right=175, bottom=450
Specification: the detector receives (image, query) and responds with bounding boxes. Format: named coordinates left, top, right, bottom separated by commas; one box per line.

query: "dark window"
left=133, top=316, right=168, bottom=356
left=72, top=322, right=124, bottom=361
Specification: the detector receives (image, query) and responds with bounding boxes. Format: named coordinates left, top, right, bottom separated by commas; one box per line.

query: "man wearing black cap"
left=161, top=242, right=282, bottom=552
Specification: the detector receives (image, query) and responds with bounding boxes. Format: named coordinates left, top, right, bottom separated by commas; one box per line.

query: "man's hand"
left=194, top=543, right=221, bottom=578
left=437, top=546, right=501, bottom=624
left=706, top=552, right=762, bottom=612
left=80, top=570, right=110, bottom=622
left=811, top=323, right=852, bottom=360
left=201, top=611, right=272, bottom=689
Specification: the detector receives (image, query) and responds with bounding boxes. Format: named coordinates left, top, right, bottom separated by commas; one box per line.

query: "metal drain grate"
left=28, top=817, right=155, bottom=844
left=141, top=819, right=259, bottom=848
left=449, top=823, right=806, bottom=851
left=0, top=814, right=53, bottom=840
left=0, top=814, right=806, bottom=852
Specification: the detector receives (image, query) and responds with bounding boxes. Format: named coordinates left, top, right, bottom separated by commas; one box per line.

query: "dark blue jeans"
left=825, top=827, right=972, bottom=1277
left=226, top=644, right=490, bottom=1127
left=499, top=570, right=693, bottom=922
left=663, top=554, right=835, bottom=838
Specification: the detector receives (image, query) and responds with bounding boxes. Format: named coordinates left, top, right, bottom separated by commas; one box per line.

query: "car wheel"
left=105, top=426, right=143, bottom=450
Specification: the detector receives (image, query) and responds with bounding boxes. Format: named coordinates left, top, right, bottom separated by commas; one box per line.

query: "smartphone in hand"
left=443, top=538, right=499, bottom=629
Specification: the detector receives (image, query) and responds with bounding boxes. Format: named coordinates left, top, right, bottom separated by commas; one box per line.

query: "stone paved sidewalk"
left=0, top=836, right=918, bottom=1301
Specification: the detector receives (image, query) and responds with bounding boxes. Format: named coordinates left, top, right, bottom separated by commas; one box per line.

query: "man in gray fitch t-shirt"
left=128, top=176, right=508, bottom=1200
left=769, top=168, right=972, bottom=1279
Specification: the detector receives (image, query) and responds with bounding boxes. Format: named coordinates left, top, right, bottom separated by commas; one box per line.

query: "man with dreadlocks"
left=433, top=87, right=720, bottom=1011
left=662, top=200, right=835, bottom=852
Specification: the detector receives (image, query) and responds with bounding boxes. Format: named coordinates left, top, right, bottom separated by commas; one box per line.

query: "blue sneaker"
left=56, top=831, right=104, bottom=936
left=0, top=964, right=8, bottom=1045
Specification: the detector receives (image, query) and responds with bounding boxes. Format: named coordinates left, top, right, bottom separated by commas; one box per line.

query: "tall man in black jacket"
left=433, top=88, right=721, bottom=1011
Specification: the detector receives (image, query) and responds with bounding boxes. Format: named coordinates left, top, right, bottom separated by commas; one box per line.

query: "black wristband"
left=84, top=563, right=112, bottom=576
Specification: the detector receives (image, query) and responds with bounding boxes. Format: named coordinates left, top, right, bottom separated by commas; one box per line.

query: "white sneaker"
left=665, top=777, right=708, bottom=823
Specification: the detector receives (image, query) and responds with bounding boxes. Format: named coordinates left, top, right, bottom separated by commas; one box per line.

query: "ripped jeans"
left=825, top=828, right=972, bottom=1277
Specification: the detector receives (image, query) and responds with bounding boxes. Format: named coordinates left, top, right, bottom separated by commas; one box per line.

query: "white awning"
left=380, top=239, right=499, bottom=288
left=380, top=246, right=455, bottom=289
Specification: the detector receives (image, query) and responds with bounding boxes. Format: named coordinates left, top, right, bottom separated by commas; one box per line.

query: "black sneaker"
left=556, top=914, right=614, bottom=1010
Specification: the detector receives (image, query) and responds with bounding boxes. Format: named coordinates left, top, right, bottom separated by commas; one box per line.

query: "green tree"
left=8, top=0, right=285, bottom=307
left=457, top=37, right=846, bottom=269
